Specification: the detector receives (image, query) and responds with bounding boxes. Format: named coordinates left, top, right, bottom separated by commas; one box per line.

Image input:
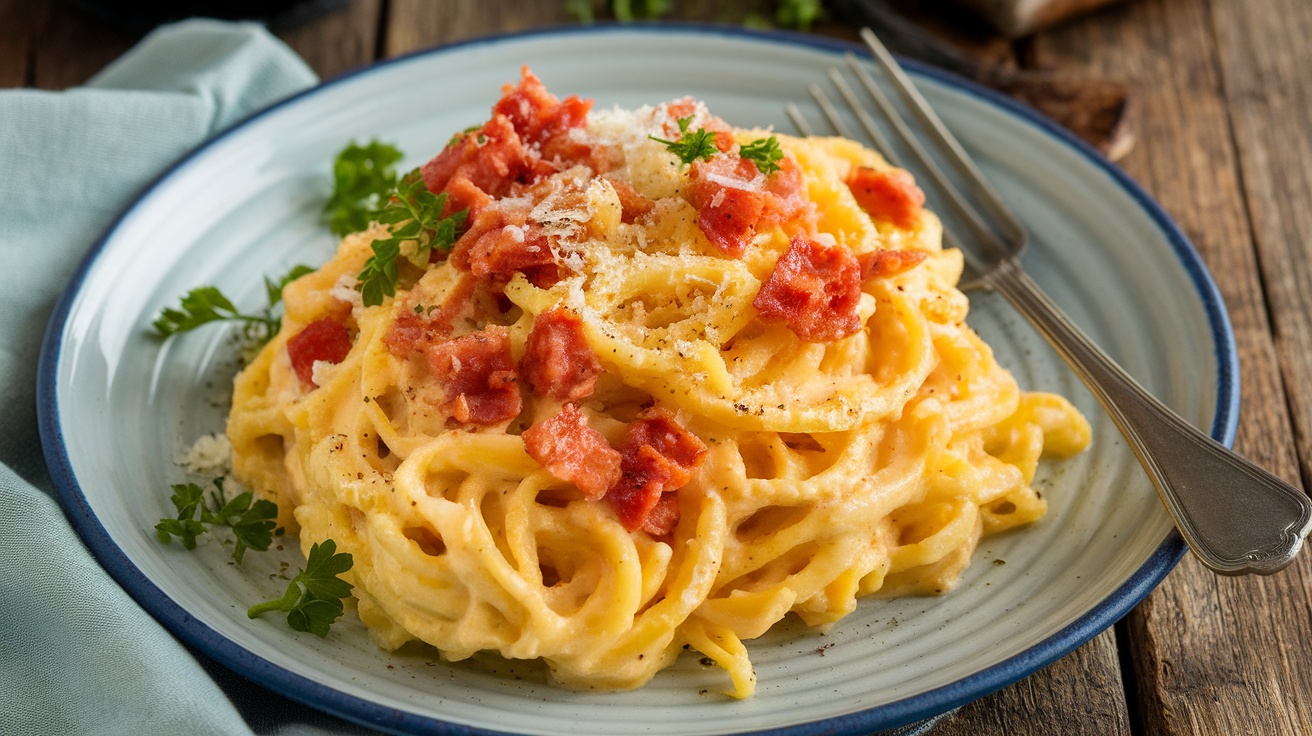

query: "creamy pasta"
left=227, top=69, right=1090, bottom=698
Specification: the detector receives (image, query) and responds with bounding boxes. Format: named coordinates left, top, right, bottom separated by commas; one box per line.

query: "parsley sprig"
left=323, top=140, right=403, bottom=237
left=247, top=540, right=355, bottom=637
left=155, top=480, right=280, bottom=564
left=650, top=115, right=720, bottom=167
left=356, top=170, right=468, bottom=307
left=152, top=263, right=313, bottom=350
left=740, top=135, right=784, bottom=175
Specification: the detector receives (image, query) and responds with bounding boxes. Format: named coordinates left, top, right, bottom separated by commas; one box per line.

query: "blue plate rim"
left=36, top=21, right=1234, bottom=736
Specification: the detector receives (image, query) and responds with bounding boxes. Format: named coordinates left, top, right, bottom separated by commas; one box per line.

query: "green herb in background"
left=740, top=135, right=784, bottom=175
left=650, top=115, right=720, bottom=166
left=775, top=0, right=826, bottom=31
left=247, top=540, right=355, bottom=637
left=323, top=140, right=403, bottom=237
left=566, top=0, right=672, bottom=23
left=356, top=171, right=468, bottom=307
left=155, top=480, right=279, bottom=565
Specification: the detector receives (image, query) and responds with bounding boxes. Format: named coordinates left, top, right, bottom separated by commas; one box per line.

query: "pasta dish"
left=227, top=69, right=1090, bottom=698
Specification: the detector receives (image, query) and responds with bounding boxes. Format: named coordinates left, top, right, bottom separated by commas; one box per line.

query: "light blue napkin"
left=0, top=19, right=376, bottom=736
left=0, top=18, right=947, bottom=736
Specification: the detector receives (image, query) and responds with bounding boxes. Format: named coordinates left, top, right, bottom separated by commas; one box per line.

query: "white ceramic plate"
left=39, top=25, right=1236, bottom=736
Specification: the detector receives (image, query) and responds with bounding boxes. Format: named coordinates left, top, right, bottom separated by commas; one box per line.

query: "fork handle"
left=986, top=257, right=1312, bottom=574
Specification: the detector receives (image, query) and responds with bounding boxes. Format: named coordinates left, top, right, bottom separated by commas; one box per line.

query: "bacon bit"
left=858, top=249, right=929, bottom=280
left=495, top=67, right=598, bottom=173
left=425, top=326, right=521, bottom=425
left=846, top=166, right=925, bottom=230
left=605, top=177, right=655, bottom=224
left=383, top=274, right=478, bottom=357
left=286, top=318, right=353, bottom=386
left=495, top=67, right=592, bottom=146
left=522, top=403, right=622, bottom=500
left=690, top=155, right=766, bottom=257
left=520, top=307, right=602, bottom=401
left=641, top=493, right=681, bottom=537
left=606, top=409, right=707, bottom=533
left=760, top=156, right=814, bottom=231
left=753, top=236, right=863, bottom=342
left=441, top=175, right=495, bottom=222
left=451, top=199, right=559, bottom=288
left=421, top=114, right=530, bottom=202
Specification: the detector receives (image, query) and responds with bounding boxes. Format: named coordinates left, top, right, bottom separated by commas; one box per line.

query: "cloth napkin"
left=0, top=19, right=946, bottom=736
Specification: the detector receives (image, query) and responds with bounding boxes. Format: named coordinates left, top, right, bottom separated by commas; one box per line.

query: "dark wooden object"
left=5, top=0, right=1312, bottom=733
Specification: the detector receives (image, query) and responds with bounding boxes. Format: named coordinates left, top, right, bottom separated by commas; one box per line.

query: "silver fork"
left=789, top=27, right=1312, bottom=575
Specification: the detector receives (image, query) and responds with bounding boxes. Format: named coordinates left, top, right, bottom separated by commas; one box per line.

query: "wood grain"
left=278, top=0, right=382, bottom=81
left=1037, top=0, right=1312, bottom=733
left=933, top=629, right=1131, bottom=735
left=27, top=0, right=139, bottom=89
left=1213, top=0, right=1312, bottom=494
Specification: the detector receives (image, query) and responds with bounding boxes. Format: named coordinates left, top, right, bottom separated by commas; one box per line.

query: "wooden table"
left=5, top=0, right=1311, bottom=733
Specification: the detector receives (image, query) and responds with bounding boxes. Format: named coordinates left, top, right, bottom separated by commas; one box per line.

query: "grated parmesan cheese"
left=175, top=432, right=232, bottom=476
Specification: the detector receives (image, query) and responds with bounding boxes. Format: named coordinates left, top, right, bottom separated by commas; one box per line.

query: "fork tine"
left=836, top=53, right=1008, bottom=257
left=857, top=27, right=1025, bottom=245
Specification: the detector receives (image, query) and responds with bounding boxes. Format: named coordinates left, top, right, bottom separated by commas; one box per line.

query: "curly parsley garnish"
left=247, top=540, right=354, bottom=637
left=323, top=140, right=403, bottom=237
left=152, top=263, right=313, bottom=351
left=155, top=480, right=280, bottom=565
left=740, top=135, right=784, bottom=175
left=356, top=170, right=468, bottom=307
left=650, top=115, right=720, bottom=167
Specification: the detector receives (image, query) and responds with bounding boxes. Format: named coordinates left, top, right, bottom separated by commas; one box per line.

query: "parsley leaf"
left=155, top=482, right=208, bottom=549
left=324, top=140, right=403, bottom=237
left=356, top=170, right=468, bottom=307
left=740, top=136, right=784, bottom=175
left=649, top=115, right=721, bottom=167
left=204, top=488, right=279, bottom=565
left=155, top=480, right=280, bottom=564
left=152, top=262, right=314, bottom=352
left=247, top=540, right=354, bottom=638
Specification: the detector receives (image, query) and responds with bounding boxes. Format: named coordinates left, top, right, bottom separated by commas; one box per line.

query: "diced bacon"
left=425, top=326, right=521, bottom=425
left=520, top=307, right=602, bottom=401
left=522, top=403, right=622, bottom=500
left=383, top=274, right=478, bottom=357
left=846, top=165, right=925, bottom=229
left=858, top=248, right=929, bottom=280
left=421, top=114, right=531, bottom=202
left=640, top=493, right=681, bottom=537
left=495, top=67, right=591, bottom=146
left=753, top=236, right=863, bottom=342
left=494, top=67, right=598, bottom=172
left=441, top=175, right=495, bottom=222
left=606, top=409, right=707, bottom=533
left=690, top=155, right=767, bottom=257
left=286, top=318, right=352, bottom=386
left=760, top=156, right=814, bottom=231
left=606, top=178, right=655, bottom=223
left=451, top=198, right=559, bottom=288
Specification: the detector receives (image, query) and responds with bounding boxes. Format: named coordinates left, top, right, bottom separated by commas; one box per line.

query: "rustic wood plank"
left=28, top=0, right=139, bottom=89
left=277, top=0, right=382, bottom=80
left=1035, top=0, right=1312, bottom=733
left=933, top=629, right=1131, bottom=735
left=1213, top=0, right=1312, bottom=496
left=382, top=0, right=574, bottom=57
left=0, top=0, right=50, bottom=87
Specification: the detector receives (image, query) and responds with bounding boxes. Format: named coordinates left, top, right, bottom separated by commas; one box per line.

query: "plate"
left=38, top=24, right=1236, bottom=736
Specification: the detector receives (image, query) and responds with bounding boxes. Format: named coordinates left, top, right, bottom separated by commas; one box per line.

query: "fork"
left=788, top=27, right=1312, bottom=575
